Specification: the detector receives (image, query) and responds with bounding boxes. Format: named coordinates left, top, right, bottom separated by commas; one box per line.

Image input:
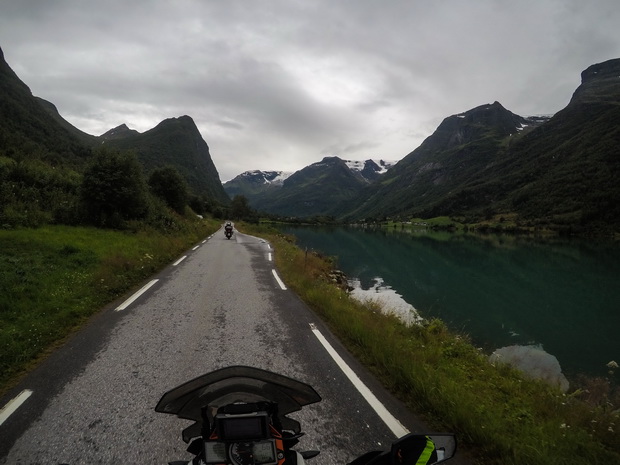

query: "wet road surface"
left=1, top=228, right=468, bottom=464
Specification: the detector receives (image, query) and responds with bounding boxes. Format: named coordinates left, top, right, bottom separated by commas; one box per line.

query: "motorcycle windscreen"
left=155, top=366, right=321, bottom=424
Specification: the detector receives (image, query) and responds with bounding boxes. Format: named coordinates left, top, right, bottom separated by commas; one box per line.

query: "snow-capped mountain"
left=222, top=170, right=293, bottom=198
left=222, top=157, right=396, bottom=216
left=343, top=158, right=397, bottom=182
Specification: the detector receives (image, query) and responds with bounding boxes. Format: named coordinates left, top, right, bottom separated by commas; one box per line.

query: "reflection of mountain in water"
left=490, top=345, right=570, bottom=392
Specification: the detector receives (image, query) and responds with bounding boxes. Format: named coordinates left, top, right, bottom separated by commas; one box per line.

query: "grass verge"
left=0, top=219, right=220, bottom=393
left=240, top=222, right=620, bottom=465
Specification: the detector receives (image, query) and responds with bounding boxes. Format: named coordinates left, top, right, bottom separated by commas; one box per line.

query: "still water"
left=280, top=226, right=620, bottom=381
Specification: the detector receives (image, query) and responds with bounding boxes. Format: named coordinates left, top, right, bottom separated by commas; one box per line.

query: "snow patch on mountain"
left=269, top=171, right=293, bottom=184
left=240, top=170, right=293, bottom=185
left=344, top=159, right=397, bottom=174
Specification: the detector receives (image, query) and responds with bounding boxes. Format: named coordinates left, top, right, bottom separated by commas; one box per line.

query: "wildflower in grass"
left=606, top=360, right=618, bottom=376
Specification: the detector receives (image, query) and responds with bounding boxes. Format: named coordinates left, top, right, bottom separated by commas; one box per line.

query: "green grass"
left=0, top=219, right=220, bottom=391
left=239, top=223, right=620, bottom=465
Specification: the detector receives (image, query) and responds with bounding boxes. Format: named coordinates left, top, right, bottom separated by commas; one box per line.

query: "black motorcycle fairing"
left=155, top=366, right=322, bottom=443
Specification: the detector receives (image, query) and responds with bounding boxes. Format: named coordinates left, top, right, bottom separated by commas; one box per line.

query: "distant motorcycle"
left=224, top=222, right=233, bottom=239
left=155, top=365, right=456, bottom=465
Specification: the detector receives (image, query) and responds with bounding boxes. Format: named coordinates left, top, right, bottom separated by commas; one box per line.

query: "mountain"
left=345, top=101, right=547, bottom=220
left=223, top=170, right=293, bottom=199
left=0, top=47, right=92, bottom=167
left=100, top=116, right=230, bottom=204
left=223, top=157, right=395, bottom=217
left=343, top=159, right=396, bottom=182
left=1, top=45, right=229, bottom=228
left=100, top=123, right=139, bottom=140
left=34, top=97, right=97, bottom=146
left=486, top=58, right=620, bottom=230
left=344, top=59, right=620, bottom=232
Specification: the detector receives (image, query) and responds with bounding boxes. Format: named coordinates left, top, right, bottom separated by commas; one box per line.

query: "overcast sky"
left=1, top=0, right=619, bottom=181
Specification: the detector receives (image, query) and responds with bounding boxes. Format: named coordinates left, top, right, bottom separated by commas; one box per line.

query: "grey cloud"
left=1, top=0, right=619, bottom=182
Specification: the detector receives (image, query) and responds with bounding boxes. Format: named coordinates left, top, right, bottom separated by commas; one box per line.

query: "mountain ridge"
left=226, top=57, right=619, bottom=233
left=2, top=43, right=618, bottom=232
left=1, top=45, right=230, bottom=228
left=99, top=115, right=230, bottom=204
left=344, top=58, right=620, bottom=231
left=223, top=156, right=396, bottom=217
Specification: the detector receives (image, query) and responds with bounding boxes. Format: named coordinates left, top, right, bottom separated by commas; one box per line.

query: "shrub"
left=80, top=148, right=150, bottom=227
left=148, top=166, right=189, bottom=214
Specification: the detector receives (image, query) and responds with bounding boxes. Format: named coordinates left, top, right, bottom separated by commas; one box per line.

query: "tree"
left=230, top=195, right=254, bottom=220
left=148, top=166, right=188, bottom=214
left=80, top=147, right=149, bottom=227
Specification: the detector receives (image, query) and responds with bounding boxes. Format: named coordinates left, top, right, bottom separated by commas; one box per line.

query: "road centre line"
left=173, top=256, right=187, bottom=266
left=271, top=269, right=287, bottom=290
left=309, top=323, right=409, bottom=438
left=0, top=389, right=33, bottom=426
left=115, top=279, right=159, bottom=312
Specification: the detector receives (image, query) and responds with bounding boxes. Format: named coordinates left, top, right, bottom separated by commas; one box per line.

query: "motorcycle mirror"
left=390, top=433, right=456, bottom=465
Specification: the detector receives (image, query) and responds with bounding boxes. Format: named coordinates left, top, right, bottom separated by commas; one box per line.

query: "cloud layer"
left=2, top=0, right=619, bottom=181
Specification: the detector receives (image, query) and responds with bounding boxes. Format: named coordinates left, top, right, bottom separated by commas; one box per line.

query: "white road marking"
left=202, top=240, right=207, bottom=244
left=268, top=252, right=272, bottom=262
left=115, top=279, right=159, bottom=311
left=192, top=245, right=200, bottom=251
left=0, top=390, right=33, bottom=426
left=309, top=323, right=409, bottom=438
left=272, top=269, right=287, bottom=290
left=173, top=256, right=187, bottom=266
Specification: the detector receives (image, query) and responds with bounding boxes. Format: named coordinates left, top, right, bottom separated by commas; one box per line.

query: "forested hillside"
left=101, top=115, right=229, bottom=204
left=344, top=59, right=620, bottom=234
left=0, top=48, right=92, bottom=226
left=0, top=47, right=229, bottom=228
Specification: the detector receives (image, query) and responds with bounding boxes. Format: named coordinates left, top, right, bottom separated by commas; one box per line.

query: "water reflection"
left=281, top=226, right=620, bottom=380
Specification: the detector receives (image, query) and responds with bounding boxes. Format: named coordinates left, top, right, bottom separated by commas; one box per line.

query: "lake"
left=280, top=226, right=620, bottom=382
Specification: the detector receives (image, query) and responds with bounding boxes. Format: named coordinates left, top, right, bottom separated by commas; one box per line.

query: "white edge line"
left=173, top=255, right=187, bottom=266
left=115, top=279, right=159, bottom=311
left=0, top=389, right=33, bottom=426
left=271, top=269, right=287, bottom=290
left=310, top=323, right=409, bottom=438
left=268, top=252, right=272, bottom=262
left=192, top=245, right=200, bottom=251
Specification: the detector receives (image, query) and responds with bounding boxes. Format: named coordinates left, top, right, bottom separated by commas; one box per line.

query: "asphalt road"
left=1, top=227, right=468, bottom=464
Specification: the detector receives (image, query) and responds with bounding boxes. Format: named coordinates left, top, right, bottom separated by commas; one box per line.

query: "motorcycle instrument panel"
left=204, top=440, right=278, bottom=465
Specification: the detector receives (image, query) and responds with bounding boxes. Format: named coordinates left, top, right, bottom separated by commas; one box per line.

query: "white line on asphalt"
left=0, top=389, right=33, bottom=426
left=268, top=252, right=272, bottom=262
left=115, top=279, right=159, bottom=311
left=271, top=269, right=287, bottom=290
left=192, top=245, right=200, bottom=250
left=309, top=323, right=409, bottom=438
left=173, top=256, right=187, bottom=266
left=202, top=240, right=207, bottom=244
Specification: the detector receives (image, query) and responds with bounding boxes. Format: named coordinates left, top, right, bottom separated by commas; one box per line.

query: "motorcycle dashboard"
left=204, top=440, right=278, bottom=465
